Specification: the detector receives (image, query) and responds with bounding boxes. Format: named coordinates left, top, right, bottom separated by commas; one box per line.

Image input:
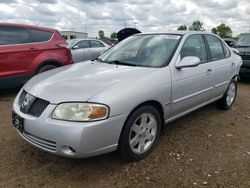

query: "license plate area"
left=12, top=112, right=24, bottom=133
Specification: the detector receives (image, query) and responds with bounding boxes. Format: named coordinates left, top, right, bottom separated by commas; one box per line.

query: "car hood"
left=24, top=61, right=156, bottom=104
left=234, top=47, right=250, bottom=53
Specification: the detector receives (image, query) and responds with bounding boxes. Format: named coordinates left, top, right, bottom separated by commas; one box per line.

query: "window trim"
left=0, top=26, right=54, bottom=47
left=180, top=34, right=209, bottom=64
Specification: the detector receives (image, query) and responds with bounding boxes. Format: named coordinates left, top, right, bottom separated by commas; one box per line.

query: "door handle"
left=232, top=62, right=236, bottom=66
left=207, top=68, right=212, bottom=72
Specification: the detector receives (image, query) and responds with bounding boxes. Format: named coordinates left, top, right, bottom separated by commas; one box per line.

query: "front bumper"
left=13, top=92, right=128, bottom=158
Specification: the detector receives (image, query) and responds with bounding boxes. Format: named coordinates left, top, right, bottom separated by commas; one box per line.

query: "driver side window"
left=180, top=35, right=208, bottom=63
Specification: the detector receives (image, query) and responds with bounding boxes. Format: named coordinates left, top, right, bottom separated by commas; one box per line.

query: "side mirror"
left=176, top=56, right=201, bottom=69
left=72, top=45, right=79, bottom=50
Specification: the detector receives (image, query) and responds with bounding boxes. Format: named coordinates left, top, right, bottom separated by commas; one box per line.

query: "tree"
left=98, top=30, right=105, bottom=39
left=211, top=24, right=232, bottom=38
left=211, top=28, right=217, bottom=35
left=110, top=32, right=117, bottom=39
left=177, top=25, right=187, bottom=31
left=189, top=20, right=205, bottom=31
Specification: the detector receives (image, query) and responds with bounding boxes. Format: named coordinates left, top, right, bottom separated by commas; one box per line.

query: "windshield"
left=235, top=34, right=250, bottom=47
left=98, top=34, right=181, bottom=67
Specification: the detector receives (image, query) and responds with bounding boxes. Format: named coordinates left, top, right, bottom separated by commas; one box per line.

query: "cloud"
left=0, top=0, right=249, bottom=37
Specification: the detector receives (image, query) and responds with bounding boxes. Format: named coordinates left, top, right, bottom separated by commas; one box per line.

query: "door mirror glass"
left=176, top=56, right=201, bottom=69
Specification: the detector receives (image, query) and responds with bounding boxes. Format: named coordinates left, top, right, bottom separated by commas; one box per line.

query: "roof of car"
left=67, top=38, right=102, bottom=42
left=135, top=31, right=214, bottom=36
left=0, top=23, right=57, bottom=32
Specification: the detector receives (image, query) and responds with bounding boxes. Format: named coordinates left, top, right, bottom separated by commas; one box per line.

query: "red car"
left=0, top=23, right=73, bottom=89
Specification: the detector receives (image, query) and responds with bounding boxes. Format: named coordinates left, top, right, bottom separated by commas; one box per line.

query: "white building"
left=60, top=31, right=88, bottom=40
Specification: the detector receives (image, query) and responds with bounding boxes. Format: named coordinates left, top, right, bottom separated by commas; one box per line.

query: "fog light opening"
left=61, top=145, right=77, bottom=156
left=69, top=146, right=76, bottom=153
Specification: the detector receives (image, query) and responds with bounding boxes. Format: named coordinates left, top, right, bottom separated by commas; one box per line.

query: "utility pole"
left=134, top=21, right=138, bottom=29
left=85, top=13, right=88, bottom=33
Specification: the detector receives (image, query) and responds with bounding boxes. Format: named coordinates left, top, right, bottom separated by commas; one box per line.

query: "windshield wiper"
left=106, top=60, right=137, bottom=67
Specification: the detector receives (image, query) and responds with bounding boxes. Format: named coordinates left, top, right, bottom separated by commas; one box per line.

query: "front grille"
left=29, top=98, right=50, bottom=117
left=241, top=55, right=250, bottom=61
left=19, top=90, right=49, bottom=117
left=22, top=131, right=56, bottom=152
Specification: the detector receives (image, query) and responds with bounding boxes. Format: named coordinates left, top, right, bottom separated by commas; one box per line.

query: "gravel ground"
left=0, top=81, right=249, bottom=188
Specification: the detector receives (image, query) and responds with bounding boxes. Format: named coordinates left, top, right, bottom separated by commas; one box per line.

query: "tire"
left=118, top=105, right=162, bottom=161
left=37, top=65, right=57, bottom=74
left=216, top=79, right=237, bottom=110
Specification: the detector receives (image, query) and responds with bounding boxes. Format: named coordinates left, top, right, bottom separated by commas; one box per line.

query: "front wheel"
left=217, top=79, right=237, bottom=110
left=118, top=106, right=162, bottom=161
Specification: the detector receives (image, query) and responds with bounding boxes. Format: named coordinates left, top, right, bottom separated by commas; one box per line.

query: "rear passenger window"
left=90, top=40, right=105, bottom=47
left=28, top=29, right=53, bottom=42
left=222, top=42, right=231, bottom=58
left=180, top=35, right=208, bottom=63
left=206, top=35, right=225, bottom=61
left=0, top=26, right=32, bottom=45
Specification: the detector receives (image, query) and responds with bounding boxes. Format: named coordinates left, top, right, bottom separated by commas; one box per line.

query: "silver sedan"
left=12, top=31, right=242, bottom=161
left=68, top=39, right=110, bottom=63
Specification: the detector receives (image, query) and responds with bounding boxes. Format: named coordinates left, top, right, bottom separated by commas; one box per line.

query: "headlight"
left=52, top=103, right=109, bottom=122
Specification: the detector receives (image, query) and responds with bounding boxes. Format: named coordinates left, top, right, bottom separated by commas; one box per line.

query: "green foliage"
left=110, top=32, right=117, bottom=39
left=98, top=30, right=105, bottom=39
left=189, top=20, right=205, bottom=31
left=177, top=25, right=187, bottom=31
left=211, top=28, right=217, bottom=34
left=211, top=24, right=232, bottom=38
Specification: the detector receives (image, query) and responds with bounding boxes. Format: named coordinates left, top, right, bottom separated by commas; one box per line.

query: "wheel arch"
left=36, top=60, right=63, bottom=74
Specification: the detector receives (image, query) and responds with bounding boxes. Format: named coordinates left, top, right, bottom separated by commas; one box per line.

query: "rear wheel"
left=118, top=106, right=162, bottom=161
left=37, top=65, right=58, bottom=74
left=216, top=79, right=237, bottom=110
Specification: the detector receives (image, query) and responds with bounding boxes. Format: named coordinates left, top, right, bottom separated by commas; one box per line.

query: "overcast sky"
left=0, top=0, right=249, bottom=37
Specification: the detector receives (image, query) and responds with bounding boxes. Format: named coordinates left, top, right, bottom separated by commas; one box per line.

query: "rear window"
left=0, top=26, right=32, bottom=45
left=27, top=29, right=53, bottom=42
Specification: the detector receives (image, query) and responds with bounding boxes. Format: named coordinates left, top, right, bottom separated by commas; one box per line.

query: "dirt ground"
left=0, top=81, right=249, bottom=188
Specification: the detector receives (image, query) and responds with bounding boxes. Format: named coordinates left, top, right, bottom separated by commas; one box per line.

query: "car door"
left=204, top=35, right=235, bottom=99
left=0, top=26, right=36, bottom=79
left=170, top=34, right=213, bottom=118
left=89, top=40, right=107, bottom=59
left=71, top=40, right=91, bottom=63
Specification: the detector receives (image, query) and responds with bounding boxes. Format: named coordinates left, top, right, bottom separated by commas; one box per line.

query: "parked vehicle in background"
left=0, top=23, right=73, bottom=89
left=68, top=39, right=110, bottom=63
left=223, top=38, right=235, bottom=47
left=12, top=31, right=242, bottom=161
left=233, top=33, right=250, bottom=78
